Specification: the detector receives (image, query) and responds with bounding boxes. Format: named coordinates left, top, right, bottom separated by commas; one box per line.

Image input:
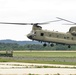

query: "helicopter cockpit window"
left=31, top=31, right=34, bottom=34
left=30, top=31, right=36, bottom=35
left=40, top=33, right=44, bottom=36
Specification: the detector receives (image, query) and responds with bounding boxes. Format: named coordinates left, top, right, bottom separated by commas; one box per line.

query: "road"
left=0, top=62, right=76, bottom=75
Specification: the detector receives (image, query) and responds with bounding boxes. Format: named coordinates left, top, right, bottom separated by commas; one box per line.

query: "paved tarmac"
left=0, top=62, right=76, bottom=75
left=0, top=68, right=76, bottom=75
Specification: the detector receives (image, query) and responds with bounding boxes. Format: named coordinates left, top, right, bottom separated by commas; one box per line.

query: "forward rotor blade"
left=0, top=19, right=62, bottom=25
left=0, top=22, right=32, bottom=25
left=56, top=17, right=76, bottom=24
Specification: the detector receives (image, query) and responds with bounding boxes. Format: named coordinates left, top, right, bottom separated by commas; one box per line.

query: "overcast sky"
left=0, top=0, right=76, bottom=41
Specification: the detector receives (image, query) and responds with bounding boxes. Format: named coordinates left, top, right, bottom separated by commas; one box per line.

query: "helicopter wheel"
left=43, top=43, right=47, bottom=47
left=50, top=43, right=54, bottom=47
left=68, top=45, right=71, bottom=48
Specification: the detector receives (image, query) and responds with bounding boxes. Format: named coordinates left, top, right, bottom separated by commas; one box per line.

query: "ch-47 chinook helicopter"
left=0, top=17, right=76, bottom=48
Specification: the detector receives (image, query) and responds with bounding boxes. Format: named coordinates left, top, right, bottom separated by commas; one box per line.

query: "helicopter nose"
left=27, top=34, right=33, bottom=39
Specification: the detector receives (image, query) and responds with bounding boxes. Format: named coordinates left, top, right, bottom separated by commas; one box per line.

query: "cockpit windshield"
left=30, top=31, right=36, bottom=35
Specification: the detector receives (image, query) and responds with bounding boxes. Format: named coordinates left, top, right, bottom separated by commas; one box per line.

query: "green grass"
left=14, top=51, right=76, bottom=57
left=0, top=57, right=76, bottom=65
left=0, top=51, right=76, bottom=65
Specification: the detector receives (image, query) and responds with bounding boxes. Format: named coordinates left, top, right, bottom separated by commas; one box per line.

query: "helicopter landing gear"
left=43, top=43, right=47, bottom=47
left=68, top=45, right=71, bottom=48
left=43, top=43, right=54, bottom=47
left=50, top=43, right=54, bottom=47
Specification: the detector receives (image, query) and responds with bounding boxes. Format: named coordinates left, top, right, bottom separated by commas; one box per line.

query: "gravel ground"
left=1, top=56, right=76, bottom=63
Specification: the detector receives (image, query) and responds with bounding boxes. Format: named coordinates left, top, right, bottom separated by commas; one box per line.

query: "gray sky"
left=0, top=0, right=76, bottom=41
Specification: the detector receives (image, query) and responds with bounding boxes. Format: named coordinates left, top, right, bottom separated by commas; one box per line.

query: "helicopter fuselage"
left=27, top=28, right=76, bottom=46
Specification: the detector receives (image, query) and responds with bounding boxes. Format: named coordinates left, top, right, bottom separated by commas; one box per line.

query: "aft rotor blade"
left=56, top=17, right=76, bottom=24
left=38, top=20, right=62, bottom=25
left=63, top=23, right=76, bottom=25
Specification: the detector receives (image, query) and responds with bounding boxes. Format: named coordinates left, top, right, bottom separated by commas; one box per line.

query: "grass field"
left=14, top=51, right=76, bottom=57
left=0, top=51, right=76, bottom=65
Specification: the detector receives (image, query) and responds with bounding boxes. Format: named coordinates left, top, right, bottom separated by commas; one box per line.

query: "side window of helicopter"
left=67, top=37, right=69, bottom=39
left=49, top=34, right=51, bottom=37
left=34, top=32, right=36, bottom=34
left=72, top=37, right=74, bottom=40
left=64, top=37, right=66, bottom=39
left=64, top=37, right=69, bottom=39
left=40, top=33, right=44, bottom=36
left=57, top=35, right=59, bottom=38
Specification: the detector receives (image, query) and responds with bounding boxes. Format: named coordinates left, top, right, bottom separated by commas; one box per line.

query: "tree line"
left=0, top=42, right=76, bottom=50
